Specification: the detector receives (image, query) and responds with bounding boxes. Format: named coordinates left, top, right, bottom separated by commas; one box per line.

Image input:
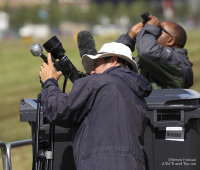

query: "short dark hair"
left=173, top=24, right=187, bottom=48
left=117, top=58, right=132, bottom=70
left=104, top=56, right=132, bottom=70
left=103, top=56, right=112, bottom=63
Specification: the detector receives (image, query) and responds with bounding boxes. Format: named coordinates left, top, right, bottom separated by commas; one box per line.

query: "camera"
left=43, top=36, right=86, bottom=83
left=31, top=36, right=86, bottom=84
left=141, top=12, right=150, bottom=22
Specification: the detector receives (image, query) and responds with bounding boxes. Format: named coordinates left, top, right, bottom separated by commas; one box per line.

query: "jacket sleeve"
left=116, top=32, right=136, bottom=52
left=41, top=78, right=95, bottom=128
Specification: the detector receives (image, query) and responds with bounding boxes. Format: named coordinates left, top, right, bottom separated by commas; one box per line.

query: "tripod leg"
left=32, top=93, right=42, bottom=170
left=38, top=161, right=41, bottom=170
left=45, top=160, right=49, bottom=170
left=50, top=124, right=55, bottom=170
left=44, top=124, right=55, bottom=170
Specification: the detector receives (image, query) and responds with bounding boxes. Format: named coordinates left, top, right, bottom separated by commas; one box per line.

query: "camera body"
left=141, top=12, right=150, bottom=22
left=43, top=36, right=86, bottom=83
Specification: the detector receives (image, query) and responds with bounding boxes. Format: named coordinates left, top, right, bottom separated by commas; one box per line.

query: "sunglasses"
left=161, top=28, right=174, bottom=38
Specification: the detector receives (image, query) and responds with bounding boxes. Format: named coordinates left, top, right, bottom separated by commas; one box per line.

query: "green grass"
left=185, top=29, right=200, bottom=90
left=0, top=30, right=200, bottom=170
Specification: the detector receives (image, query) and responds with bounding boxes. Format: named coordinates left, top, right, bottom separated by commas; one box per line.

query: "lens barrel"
left=43, top=36, right=66, bottom=60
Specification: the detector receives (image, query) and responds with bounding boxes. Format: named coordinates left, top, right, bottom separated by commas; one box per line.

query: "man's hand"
left=147, top=15, right=161, bottom=28
left=128, top=21, right=145, bottom=39
left=39, top=53, right=62, bottom=83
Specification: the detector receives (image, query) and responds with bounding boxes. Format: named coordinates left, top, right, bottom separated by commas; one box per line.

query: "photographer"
left=39, top=42, right=152, bottom=170
left=116, top=15, right=194, bottom=89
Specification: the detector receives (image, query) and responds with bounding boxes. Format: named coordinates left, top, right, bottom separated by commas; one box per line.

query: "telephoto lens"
left=43, top=36, right=66, bottom=60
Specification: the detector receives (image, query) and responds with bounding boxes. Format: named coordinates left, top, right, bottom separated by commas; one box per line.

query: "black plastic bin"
left=20, top=98, right=76, bottom=170
left=144, top=89, right=200, bottom=170
left=20, top=89, right=200, bottom=170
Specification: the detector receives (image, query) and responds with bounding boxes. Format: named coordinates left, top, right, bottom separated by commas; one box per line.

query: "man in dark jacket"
left=39, top=42, right=152, bottom=170
left=116, top=15, right=194, bottom=89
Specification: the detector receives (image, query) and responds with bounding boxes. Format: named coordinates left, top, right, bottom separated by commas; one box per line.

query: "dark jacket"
left=41, top=66, right=152, bottom=170
left=116, top=24, right=194, bottom=89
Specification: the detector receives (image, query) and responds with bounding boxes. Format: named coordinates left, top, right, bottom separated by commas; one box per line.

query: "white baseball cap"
left=82, top=42, right=138, bottom=73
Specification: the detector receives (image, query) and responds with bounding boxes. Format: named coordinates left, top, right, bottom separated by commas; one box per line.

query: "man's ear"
left=111, top=56, right=118, bottom=66
left=90, top=70, right=96, bottom=75
left=167, top=37, right=175, bottom=47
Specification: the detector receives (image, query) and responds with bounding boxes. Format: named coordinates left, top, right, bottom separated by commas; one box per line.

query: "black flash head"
left=43, top=36, right=66, bottom=60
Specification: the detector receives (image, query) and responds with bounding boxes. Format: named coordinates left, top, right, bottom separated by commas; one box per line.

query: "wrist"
left=42, top=78, right=58, bottom=88
left=128, top=31, right=136, bottom=39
